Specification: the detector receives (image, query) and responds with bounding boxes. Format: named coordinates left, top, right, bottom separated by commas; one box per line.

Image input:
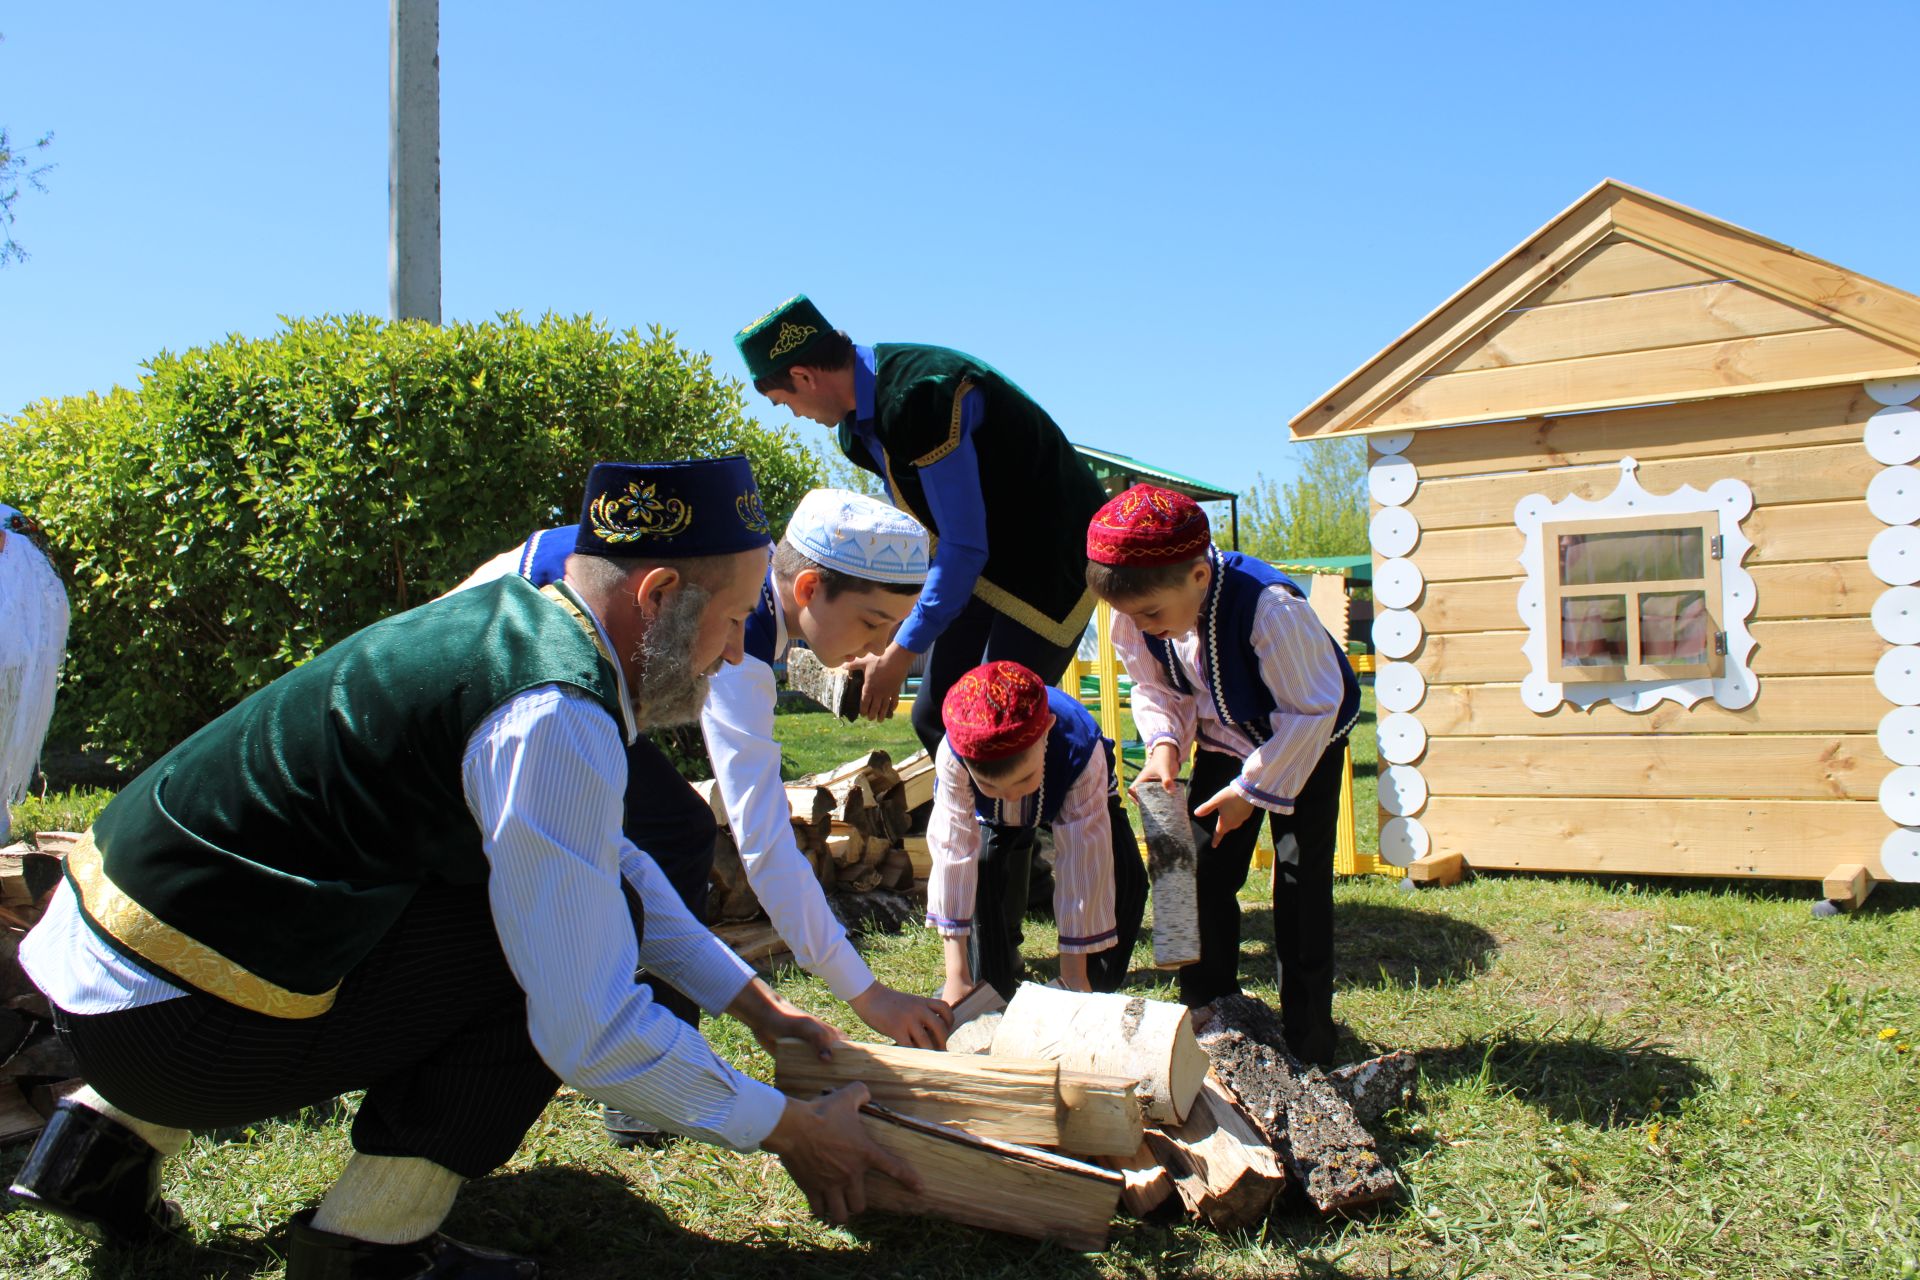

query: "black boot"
left=1280, top=961, right=1339, bottom=1068
left=286, top=1208, right=538, bottom=1279
left=7, top=1098, right=182, bottom=1248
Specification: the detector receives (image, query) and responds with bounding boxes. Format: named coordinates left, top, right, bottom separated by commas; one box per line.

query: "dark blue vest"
left=1141, top=549, right=1362, bottom=749
left=515, top=523, right=782, bottom=665
left=973, top=687, right=1116, bottom=829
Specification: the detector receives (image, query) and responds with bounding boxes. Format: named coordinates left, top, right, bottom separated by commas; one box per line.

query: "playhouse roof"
left=1289, top=180, right=1920, bottom=439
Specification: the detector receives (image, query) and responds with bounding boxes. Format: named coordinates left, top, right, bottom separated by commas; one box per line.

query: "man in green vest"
left=735, top=296, right=1108, bottom=754
left=9, top=457, right=918, bottom=1278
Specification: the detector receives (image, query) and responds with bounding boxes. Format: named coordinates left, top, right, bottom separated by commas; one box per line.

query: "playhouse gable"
left=1292, top=182, right=1920, bottom=438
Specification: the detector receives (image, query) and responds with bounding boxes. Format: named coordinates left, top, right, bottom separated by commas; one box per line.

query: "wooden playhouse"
left=1291, top=180, right=1920, bottom=907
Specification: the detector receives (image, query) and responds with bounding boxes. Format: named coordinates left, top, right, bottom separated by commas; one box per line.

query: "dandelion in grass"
left=1880, top=1027, right=1900, bottom=1040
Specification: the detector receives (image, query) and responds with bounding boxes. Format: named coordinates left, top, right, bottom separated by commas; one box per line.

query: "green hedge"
left=1, top=313, right=819, bottom=769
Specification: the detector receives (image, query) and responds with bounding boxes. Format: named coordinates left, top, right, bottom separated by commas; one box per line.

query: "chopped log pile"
left=0, top=831, right=85, bottom=1144
left=819, top=982, right=1410, bottom=1244
left=700, top=747, right=937, bottom=966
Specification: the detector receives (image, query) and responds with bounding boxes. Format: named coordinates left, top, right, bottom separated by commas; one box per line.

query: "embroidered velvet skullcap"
left=1085, top=483, right=1212, bottom=566
left=785, top=488, right=930, bottom=585
left=942, top=661, right=1052, bottom=762
left=735, top=294, right=835, bottom=382
left=574, top=457, right=773, bottom=558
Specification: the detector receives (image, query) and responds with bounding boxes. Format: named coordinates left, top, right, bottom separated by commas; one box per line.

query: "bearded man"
left=8, top=458, right=913, bottom=1279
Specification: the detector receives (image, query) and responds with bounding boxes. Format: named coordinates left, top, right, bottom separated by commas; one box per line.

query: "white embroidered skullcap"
left=785, top=489, right=930, bottom=585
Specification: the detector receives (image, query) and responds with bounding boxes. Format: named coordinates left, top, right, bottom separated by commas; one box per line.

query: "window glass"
left=1560, top=596, right=1628, bottom=666
left=1640, top=591, right=1710, bottom=664
left=1558, top=527, right=1704, bottom=585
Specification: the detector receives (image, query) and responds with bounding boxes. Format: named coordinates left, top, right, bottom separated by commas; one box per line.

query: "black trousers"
left=1180, top=744, right=1346, bottom=1044
left=55, top=883, right=555, bottom=1180
left=970, top=794, right=1149, bottom=999
left=622, top=734, right=719, bottom=1027
left=910, top=595, right=1081, bottom=755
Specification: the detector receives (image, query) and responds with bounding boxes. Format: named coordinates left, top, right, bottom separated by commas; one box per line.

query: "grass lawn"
left=5, top=700, right=1919, bottom=1278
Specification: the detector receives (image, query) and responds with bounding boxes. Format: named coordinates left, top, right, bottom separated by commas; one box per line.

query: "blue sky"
left=4, top=3, right=1919, bottom=492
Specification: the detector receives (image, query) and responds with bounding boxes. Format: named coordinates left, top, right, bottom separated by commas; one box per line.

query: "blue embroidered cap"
left=785, top=489, right=930, bottom=585
left=575, top=457, right=773, bottom=558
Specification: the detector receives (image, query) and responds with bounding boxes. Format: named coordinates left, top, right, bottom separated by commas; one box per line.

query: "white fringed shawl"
left=0, top=503, right=69, bottom=830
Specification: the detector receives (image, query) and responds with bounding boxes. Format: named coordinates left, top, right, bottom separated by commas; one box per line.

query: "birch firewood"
left=1135, top=782, right=1201, bottom=970
left=775, top=1039, right=1063, bottom=1145
left=1146, top=1073, right=1287, bottom=1228
left=785, top=647, right=862, bottom=720
left=992, top=983, right=1207, bottom=1125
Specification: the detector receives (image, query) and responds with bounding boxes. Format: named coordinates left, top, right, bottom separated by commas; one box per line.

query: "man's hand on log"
left=1194, top=783, right=1256, bottom=848
left=762, top=1084, right=921, bottom=1224
left=727, top=979, right=844, bottom=1059
left=1129, top=741, right=1184, bottom=798
left=850, top=980, right=954, bottom=1049
left=849, top=643, right=914, bottom=721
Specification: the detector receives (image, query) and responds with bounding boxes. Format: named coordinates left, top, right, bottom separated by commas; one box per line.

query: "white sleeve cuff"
left=723, top=1078, right=791, bottom=1152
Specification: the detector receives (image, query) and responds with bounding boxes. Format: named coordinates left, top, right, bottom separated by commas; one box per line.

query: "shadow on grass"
left=33, top=1163, right=1108, bottom=1280
left=1235, top=901, right=1500, bottom=992
left=1420, top=1025, right=1709, bottom=1129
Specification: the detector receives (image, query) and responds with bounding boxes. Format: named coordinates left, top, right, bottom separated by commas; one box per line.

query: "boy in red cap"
left=1084, top=485, right=1361, bottom=1065
left=926, top=661, right=1147, bottom=1001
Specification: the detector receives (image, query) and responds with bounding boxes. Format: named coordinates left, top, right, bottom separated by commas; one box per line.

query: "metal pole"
left=389, top=0, right=441, bottom=323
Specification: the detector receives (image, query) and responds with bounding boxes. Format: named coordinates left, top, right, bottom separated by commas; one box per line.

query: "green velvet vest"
left=66, top=577, right=626, bottom=1018
left=852, top=343, right=1106, bottom=646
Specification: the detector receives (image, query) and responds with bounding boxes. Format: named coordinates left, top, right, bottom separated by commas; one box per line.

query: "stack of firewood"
left=779, top=982, right=1413, bottom=1248
left=701, top=747, right=937, bottom=964
left=0, top=832, right=84, bottom=1145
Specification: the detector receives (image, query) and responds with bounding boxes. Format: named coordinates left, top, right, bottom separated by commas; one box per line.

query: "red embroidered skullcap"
left=1086, top=483, right=1211, bottom=566
left=942, top=661, right=1051, bottom=761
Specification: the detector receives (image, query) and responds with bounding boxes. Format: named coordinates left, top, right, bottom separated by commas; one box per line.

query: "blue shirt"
left=846, top=346, right=991, bottom=653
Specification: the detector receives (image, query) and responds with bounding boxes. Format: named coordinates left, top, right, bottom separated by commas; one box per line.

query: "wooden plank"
left=1823, top=863, right=1874, bottom=910
left=1410, top=673, right=1885, bottom=737
left=1418, top=735, right=1892, bottom=801
left=1518, top=238, right=1720, bottom=306
left=1611, top=197, right=1920, bottom=357
left=1404, top=851, right=1464, bottom=886
left=1291, top=190, right=1622, bottom=438
left=775, top=1039, right=1063, bottom=1147
left=1372, top=328, right=1915, bottom=431
left=1414, top=499, right=1880, bottom=583
left=1398, top=383, right=1878, bottom=480
left=1419, top=796, right=1891, bottom=879
left=1435, top=280, right=1823, bottom=375
left=857, top=1105, right=1123, bottom=1252
left=1409, top=617, right=1883, bottom=685
left=1418, top=560, right=1879, bottom=636
left=1406, top=441, right=1877, bottom=533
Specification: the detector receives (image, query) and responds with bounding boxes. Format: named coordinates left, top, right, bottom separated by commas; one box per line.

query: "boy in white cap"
left=702, top=489, right=954, bottom=1047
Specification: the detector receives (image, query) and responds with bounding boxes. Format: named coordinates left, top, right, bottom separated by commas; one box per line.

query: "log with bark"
left=1134, top=782, right=1201, bottom=970
left=1328, top=1050, right=1419, bottom=1127
left=1196, top=994, right=1398, bottom=1212
left=785, top=647, right=863, bottom=721
left=857, top=1104, right=1124, bottom=1251
left=991, top=983, right=1207, bottom=1125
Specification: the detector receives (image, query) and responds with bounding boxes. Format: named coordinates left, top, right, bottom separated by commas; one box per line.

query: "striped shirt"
left=1112, top=583, right=1347, bottom=814
left=923, top=739, right=1119, bottom=954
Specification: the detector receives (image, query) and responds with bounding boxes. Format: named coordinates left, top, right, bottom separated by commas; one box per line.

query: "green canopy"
left=1072, top=443, right=1240, bottom=548
left=1266, top=553, right=1372, bottom=583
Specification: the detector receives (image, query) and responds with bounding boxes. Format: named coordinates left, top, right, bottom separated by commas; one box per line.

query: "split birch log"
left=1057, top=1072, right=1146, bottom=1158
left=895, top=749, right=936, bottom=811
left=785, top=647, right=863, bottom=721
left=1197, top=994, right=1398, bottom=1212
left=705, top=830, right=762, bottom=923
left=857, top=1105, right=1123, bottom=1252
left=1103, top=1139, right=1175, bottom=1215
left=775, top=1038, right=1063, bottom=1146
left=710, top=921, right=786, bottom=965
left=1134, top=782, right=1201, bottom=970
left=945, top=1012, right=1001, bottom=1056
left=992, top=982, right=1207, bottom=1125
left=787, top=785, right=832, bottom=841
left=1144, top=1073, right=1287, bottom=1229
left=902, top=835, right=933, bottom=879
left=948, top=982, right=1008, bottom=1030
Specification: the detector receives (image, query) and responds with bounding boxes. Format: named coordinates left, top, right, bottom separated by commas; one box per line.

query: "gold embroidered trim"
left=736, top=489, right=770, bottom=535
left=971, top=578, right=1097, bottom=648
left=768, top=321, right=819, bottom=359
left=587, top=480, right=693, bottom=544
left=538, top=583, right=619, bottom=669
left=913, top=378, right=976, bottom=468
left=66, top=830, right=338, bottom=1020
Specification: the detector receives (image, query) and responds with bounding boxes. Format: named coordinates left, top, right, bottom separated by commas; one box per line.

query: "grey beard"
left=631, top=582, right=714, bottom=729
